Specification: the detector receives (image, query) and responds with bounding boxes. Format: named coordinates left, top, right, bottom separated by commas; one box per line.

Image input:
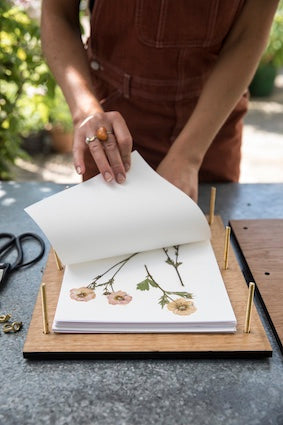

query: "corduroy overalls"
left=85, top=0, right=247, bottom=182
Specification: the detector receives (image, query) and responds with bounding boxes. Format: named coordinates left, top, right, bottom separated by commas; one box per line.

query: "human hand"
left=73, top=111, right=133, bottom=183
left=156, top=150, right=200, bottom=202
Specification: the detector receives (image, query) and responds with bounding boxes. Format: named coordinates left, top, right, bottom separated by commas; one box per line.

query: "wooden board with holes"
left=23, top=216, right=272, bottom=359
left=230, top=219, right=283, bottom=353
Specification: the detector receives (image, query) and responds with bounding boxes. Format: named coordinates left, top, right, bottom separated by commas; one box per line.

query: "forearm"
left=173, top=0, right=279, bottom=165
left=41, top=0, right=102, bottom=124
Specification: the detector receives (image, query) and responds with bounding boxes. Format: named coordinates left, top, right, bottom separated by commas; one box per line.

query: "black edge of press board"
left=230, top=221, right=283, bottom=355
left=23, top=350, right=272, bottom=361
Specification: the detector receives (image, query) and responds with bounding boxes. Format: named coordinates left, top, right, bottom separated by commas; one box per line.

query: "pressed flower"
left=107, top=290, right=132, bottom=305
left=70, top=287, right=96, bottom=302
left=167, top=298, right=196, bottom=316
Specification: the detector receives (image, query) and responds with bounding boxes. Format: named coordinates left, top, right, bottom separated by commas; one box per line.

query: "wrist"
left=72, top=98, right=103, bottom=127
left=170, top=137, right=204, bottom=170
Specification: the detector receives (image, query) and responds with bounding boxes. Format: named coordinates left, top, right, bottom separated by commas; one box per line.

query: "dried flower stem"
left=144, top=265, right=175, bottom=302
left=163, top=246, right=184, bottom=286
left=88, top=252, right=138, bottom=291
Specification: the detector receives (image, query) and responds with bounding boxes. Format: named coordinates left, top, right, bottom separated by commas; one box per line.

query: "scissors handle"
left=0, top=233, right=16, bottom=254
left=13, top=233, right=45, bottom=269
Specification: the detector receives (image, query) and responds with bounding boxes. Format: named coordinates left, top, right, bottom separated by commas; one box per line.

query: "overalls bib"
left=86, top=0, right=247, bottom=182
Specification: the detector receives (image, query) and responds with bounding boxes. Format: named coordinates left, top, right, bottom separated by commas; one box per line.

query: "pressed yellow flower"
left=167, top=298, right=196, bottom=316
left=70, top=287, right=96, bottom=302
left=107, top=290, right=132, bottom=305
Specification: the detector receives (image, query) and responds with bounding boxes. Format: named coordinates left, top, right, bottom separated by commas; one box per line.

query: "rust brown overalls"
left=86, top=0, right=247, bottom=182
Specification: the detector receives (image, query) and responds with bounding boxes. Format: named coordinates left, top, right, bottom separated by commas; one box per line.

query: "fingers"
left=109, top=111, right=132, bottom=172
left=73, top=137, right=86, bottom=177
left=88, top=137, right=116, bottom=182
left=73, top=112, right=132, bottom=184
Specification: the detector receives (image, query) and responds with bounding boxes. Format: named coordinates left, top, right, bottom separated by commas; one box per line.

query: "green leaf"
left=171, top=292, right=193, bottom=299
left=165, top=259, right=174, bottom=265
left=148, top=280, right=158, bottom=288
left=158, top=295, right=169, bottom=309
left=136, top=279, right=151, bottom=291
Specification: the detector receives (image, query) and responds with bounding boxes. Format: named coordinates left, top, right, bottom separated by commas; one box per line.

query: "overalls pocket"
left=135, top=0, right=244, bottom=48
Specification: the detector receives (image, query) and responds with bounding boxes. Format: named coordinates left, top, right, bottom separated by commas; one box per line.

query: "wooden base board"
left=230, top=219, right=283, bottom=353
left=23, top=216, right=272, bottom=359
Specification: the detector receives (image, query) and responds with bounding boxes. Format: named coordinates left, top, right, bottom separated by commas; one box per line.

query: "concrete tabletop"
left=0, top=181, right=282, bottom=425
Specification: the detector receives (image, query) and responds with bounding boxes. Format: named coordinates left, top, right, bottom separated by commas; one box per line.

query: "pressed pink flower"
left=167, top=298, right=196, bottom=316
left=70, top=287, right=96, bottom=302
left=107, top=290, right=132, bottom=305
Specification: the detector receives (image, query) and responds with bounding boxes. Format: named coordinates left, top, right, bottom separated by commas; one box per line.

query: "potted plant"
left=249, top=1, right=283, bottom=97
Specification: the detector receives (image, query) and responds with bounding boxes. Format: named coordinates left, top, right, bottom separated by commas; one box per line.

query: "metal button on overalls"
left=90, top=60, right=100, bottom=71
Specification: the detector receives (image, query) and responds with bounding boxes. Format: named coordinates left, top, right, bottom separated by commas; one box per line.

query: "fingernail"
left=76, top=166, right=82, bottom=175
left=125, top=162, right=130, bottom=172
left=117, top=173, right=126, bottom=184
left=104, top=172, right=113, bottom=182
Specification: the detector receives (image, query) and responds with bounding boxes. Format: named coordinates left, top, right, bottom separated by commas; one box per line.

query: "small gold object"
left=2, top=321, right=22, bottom=333
left=41, top=282, right=50, bottom=334
left=224, top=226, right=231, bottom=270
left=12, top=321, right=22, bottom=332
left=53, top=249, right=64, bottom=271
left=0, top=313, right=11, bottom=323
left=244, top=282, right=255, bottom=333
left=209, top=186, right=216, bottom=225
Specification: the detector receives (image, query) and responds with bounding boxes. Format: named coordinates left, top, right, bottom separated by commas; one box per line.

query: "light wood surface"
left=23, top=216, right=272, bottom=358
left=231, top=219, right=283, bottom=352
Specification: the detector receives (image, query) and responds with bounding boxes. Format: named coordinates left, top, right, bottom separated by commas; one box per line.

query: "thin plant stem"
left=163, top=246, right=184, bottom=286
left=144, top=265, right=175, bottom=302
left=88, top=252, right=138, bottom=290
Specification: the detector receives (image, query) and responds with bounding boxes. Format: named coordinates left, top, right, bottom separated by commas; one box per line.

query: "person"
left=41, top=0, right=278, bottom=201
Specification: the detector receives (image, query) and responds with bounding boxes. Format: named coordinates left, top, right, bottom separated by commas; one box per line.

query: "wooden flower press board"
left=23, top=216, right=272, bottom=359
left=230, top=219, right=283, bottom=353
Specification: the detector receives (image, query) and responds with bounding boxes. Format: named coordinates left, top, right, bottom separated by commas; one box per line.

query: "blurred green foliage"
left=0, top=0, right=72, bottom=179
left=250, top=1, right=283, bottom=97
left=261, top=0, right=283, bottom=67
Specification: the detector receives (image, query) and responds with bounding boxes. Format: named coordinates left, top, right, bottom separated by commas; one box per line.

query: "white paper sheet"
left=25, top=152, right=210, bottom=265
left=53, top=241, right=236, bottom=333
left=25, top=152, right=236, bottom=333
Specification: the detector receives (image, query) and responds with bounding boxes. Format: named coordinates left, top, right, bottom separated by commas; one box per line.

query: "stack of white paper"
left=26, top=152, right=236, bottom=333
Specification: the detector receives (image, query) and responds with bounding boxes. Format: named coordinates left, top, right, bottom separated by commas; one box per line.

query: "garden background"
left=1, top=0, right=283, bottom=183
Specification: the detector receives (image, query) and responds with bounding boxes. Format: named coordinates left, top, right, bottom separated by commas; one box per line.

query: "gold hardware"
left=41, top=283, right=50, bottom=334
left=2, top=321, right=22, bottom=333
left=53, top=249, right=64, bottom=271
left=244, top=282, right=255, bottom=333
left=224, top=226, right=231, bottom=270
left=209, top=187, right=216, bottom=225
left=0, top=314, right=11, bottom=323
left=2, top=323, right=13, bottom=333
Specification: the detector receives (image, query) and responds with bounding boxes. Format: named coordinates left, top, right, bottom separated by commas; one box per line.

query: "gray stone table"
left=0, top=181, right=282, bottom=425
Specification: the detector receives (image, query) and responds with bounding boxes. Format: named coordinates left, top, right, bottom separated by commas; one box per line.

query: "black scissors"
left=0, top=232, right=45, bottom=286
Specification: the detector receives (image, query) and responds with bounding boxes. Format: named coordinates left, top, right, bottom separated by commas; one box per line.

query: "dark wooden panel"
left=230, top=219, right=283, bottom=352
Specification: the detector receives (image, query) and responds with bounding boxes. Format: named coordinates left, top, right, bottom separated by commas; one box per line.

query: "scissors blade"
left=0, top=263, right=11, bottom=286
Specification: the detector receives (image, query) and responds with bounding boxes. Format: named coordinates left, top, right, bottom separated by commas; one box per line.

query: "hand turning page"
left=26, top=152, right=236, bottom=333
